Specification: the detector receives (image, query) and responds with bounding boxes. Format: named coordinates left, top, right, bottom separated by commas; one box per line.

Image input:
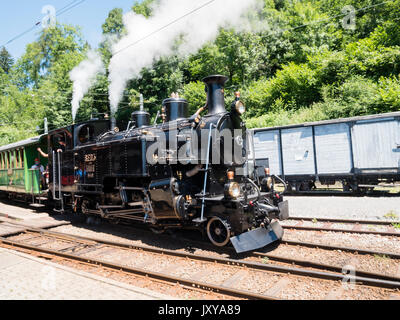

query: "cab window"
left=51, top=130, right=72, bottom=151
left=78, top=125, right=94, bottom=144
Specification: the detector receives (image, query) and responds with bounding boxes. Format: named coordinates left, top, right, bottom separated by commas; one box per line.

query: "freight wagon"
left=249, top=112, right=400, bottom=193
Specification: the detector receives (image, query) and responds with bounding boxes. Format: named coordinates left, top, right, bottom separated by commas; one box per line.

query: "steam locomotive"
left=0, top=75, right=289, bottom=253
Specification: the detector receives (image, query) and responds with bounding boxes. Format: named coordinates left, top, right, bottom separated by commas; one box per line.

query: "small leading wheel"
left=150, top=227, right=165, bottom=234
left=206, top=217, right=231, bottom=247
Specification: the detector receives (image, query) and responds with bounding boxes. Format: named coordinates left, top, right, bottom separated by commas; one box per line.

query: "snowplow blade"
left=230, top=221, right=284, bottom=254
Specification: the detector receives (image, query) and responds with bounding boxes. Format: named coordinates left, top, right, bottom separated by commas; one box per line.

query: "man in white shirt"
left=31, top=158, right=45, bottom=189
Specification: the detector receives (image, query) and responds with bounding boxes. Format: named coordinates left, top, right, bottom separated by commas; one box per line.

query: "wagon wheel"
left=206, top=217, right=231, bottom=247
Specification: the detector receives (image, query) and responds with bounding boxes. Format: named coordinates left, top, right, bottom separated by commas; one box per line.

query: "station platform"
left=0, top=248, right=175, bottom=300
left=0, top=201, right=50, bottom=221
left=0, top=202, right=71, bottom=236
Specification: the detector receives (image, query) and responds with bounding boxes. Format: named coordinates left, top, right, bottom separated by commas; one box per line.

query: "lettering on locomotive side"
left=84, top=154, right=97, bottom=162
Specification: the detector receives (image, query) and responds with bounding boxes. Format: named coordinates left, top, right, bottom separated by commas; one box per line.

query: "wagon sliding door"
left=351, top=118, right=400, bottom=173
left=314, top=123, right=353, bottom=175
left=252, top=130, right=282, bottom=176
left=281, top=127, right=315, bottom=176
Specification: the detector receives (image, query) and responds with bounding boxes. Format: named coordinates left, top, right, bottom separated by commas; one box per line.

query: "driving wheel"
left=206, top=216, right=231, bottom=247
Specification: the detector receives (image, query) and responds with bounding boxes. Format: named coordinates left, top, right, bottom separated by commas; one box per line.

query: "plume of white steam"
left=108, top=0, right=260, bottom=115
left=70, top=50, right=105, bottom=122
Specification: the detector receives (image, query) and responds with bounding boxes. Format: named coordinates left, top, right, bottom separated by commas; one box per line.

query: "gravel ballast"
left=285, top=196, right=400, bottom=220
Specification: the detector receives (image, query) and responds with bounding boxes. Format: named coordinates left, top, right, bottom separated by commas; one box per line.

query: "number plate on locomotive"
left=84, top=154, right=96, bottom=162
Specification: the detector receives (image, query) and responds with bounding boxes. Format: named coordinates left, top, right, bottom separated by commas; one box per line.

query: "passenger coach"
left=0, top=135, right=48, bottom=204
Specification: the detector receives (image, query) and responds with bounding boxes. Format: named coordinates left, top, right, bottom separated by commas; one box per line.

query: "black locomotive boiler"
left=48, top=75, right=289, bottom=253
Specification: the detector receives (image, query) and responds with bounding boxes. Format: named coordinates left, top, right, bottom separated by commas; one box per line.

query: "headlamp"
left=235, top=101, right=246, bottom=115
left=225, top=182, right=241, bottom=199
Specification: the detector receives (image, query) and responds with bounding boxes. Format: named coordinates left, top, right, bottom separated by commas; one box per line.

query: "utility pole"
left=44, top=118, right=48, bottom=134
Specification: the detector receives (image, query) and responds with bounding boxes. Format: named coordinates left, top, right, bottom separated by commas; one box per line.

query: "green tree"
left=132, top=0, right=157, bottom=18
left=102, top=8, right=124, bottom=35
left=14, top=24, right=86, bottom=89
left=0, top=47, right=14, bottom=74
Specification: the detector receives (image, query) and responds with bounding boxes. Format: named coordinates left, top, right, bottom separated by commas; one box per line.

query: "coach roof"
left=0, top=134, right=47, bottom=152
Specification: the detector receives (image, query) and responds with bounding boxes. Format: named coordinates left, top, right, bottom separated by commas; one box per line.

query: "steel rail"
left=3, top=220, right=400, bottom=287
left=165, top=236, right=400, bottom=282
left=282, top=225, right=400, bottom=237
left=0, top=236, right=276, bottom=300
left=281, top=239, right=400, bottom=259
left=9, top=227, right=400, bottom=290
left=287, top=216, right=400, bottom=226
left=5, top=216, right=400, bottom=259
left=4, top=218, right=400, bottom=275
left=251, top=251, right=400, bottom=283
left=171, top=236, right=400, bottom=283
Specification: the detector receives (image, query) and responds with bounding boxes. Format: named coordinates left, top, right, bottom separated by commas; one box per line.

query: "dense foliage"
left=1, top=0, right=399, bottom=145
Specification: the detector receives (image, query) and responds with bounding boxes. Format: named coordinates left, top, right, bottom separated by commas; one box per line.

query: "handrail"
left=52, top=151, right=57, bottom=200
left=52, top=151, right=64, bottom=211
left=198, top=123, right=216, bottom=223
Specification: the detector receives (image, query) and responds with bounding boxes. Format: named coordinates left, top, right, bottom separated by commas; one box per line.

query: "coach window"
left=9, top=152, right=12, bottom=169
left=11, top=151, right=15, bottom=169
left=18, top=149, right=24, bottom=168
left=16, top=150, right=19, bottom=168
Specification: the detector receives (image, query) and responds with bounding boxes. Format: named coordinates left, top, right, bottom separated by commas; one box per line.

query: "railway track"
left=0, top=230, right=271, bottom=300
left=281, top=217, right=400, bottom=237
left=1, top=224, right=399, bottom=299
left=287, top=216, right=400, bottom=225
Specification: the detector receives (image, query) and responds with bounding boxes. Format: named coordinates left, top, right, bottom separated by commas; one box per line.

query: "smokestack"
left=132, top=93, right=150, bottom=128
left=203, top=75, right=229, bottom=115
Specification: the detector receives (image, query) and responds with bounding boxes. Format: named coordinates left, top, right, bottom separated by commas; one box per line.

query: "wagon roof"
left=251, top=111, right=400, bottom=133
left=0, top=134, right=47, bottom=152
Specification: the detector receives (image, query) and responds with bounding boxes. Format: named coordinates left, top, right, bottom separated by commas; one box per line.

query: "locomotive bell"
left=162, top=98, right=189, bottom=122
left=203, top=75, right=229, bottom=115
left=131, top=110, right=150, bottom=128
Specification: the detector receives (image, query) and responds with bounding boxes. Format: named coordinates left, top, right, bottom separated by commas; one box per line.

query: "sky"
left=0, top=0, right=139, bottom=59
